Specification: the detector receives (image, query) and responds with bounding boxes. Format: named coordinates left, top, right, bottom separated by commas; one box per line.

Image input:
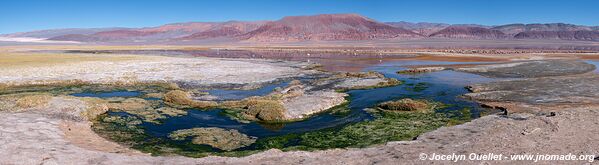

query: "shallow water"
left=200, top=81, right=289, bottom=101
left=62, top=49, right=415, bottom=72
left=585, top=60, right=599, bottom=73
left=92, top=60, right=499, bottom=149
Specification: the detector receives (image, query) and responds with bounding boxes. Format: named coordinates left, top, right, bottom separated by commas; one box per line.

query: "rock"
left=143, top=93, right=163, bottom=99
left=397, top=67, right=446, bottom=74
left=220, top=80, right=348, bottom=121
left=465, top=74, right=599, bottom=113
left=164, top=90, right=217, bottom=109
left=282, top=90, right=348, bottom=119
left=241, top=99, right=286, bottom=121
left=462, top=60, right=599, bottom=117
left=405, top=60, right=595, bottom=78
left=168, top=127, right=256, bottom=151
left=79, top=98, right=111, bottom=120
left=316, top=71, right=401, bottom=90
left=521, top=128, right=541, bottom=135
left=334, top=78, right=386, bottom=89
left=376, top=98, right=438, bottom=113
left=271, top=80, right=348, bottom=120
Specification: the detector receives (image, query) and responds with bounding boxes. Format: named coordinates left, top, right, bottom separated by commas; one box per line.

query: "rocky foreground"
left=0, top=52, right=598, bottom=164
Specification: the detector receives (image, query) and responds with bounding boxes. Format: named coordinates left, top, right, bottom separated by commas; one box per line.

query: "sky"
left=1, top=0, right=598, bottom=34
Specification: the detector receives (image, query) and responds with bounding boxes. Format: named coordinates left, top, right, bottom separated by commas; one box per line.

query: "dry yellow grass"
left=164, top=90, right=217, bottom=109
left=0, top=52, right=144, bottom=68
left=0, top=45, right=213, bottom=52
left=376, top=98, right=440, bottom=113
left=0, top=93, right=52, bottom=112
left=15, top=94, right=53, bottom=109
left=240, top=99, right=286, bottom=121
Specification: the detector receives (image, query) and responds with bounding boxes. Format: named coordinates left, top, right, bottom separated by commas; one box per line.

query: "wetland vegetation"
left=0, top=52, right=496, bottom=158
left=83, top=60, right=495, bottom=157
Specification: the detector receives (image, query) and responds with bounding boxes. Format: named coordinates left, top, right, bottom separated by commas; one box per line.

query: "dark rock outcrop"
left=492, top=23, right=594, bottom=36
left=429, top=26, right=507, bottom=39
left=385, top=21, right=450, bottom=36
left=514, top=30, right=599, bottom=41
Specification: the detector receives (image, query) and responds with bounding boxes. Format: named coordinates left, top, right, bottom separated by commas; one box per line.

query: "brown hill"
left=48, top=22, right=221, bottom=42
left=429, top=26, right=507, bottom=39
left=92, top=30, right=158, bottom=39
left=514, top=30, right=599, bottom=41
left=239, top=14, right=421, bottom=41
left=47, top=34, right=102, bottom=42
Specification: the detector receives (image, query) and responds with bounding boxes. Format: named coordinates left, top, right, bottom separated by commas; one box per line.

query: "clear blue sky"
left=1, top=0, right=598, bottom=34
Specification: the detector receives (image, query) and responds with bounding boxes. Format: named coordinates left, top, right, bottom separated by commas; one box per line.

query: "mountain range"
left=2, top=14, right=599, bottom=43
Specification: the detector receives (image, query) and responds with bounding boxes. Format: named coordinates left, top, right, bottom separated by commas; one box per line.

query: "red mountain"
left=141, top=22, right=217, bottom=33
left=30, top=14, right=599, bottom=43
left=429, top=26, right=507, bottom=39
left=239, top=14, right=421, bottom=41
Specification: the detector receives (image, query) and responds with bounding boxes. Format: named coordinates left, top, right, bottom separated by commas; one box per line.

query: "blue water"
left=135, top=60, right=497, bottom=140
left=71, top=91, right=143, bottom=98
left=585, top=60, right=599, bottom=73
left=201, top=81, right=290, bottom=101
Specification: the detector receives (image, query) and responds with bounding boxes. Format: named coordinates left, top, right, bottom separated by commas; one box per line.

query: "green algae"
left=91, top=114, right=146, bottom=146
left=252, top=107, right=449, bottom=151
left=3, top=80, right=476, bottom=158
left=376, top=98, right=442, bottom=113
left=446, top=107, right=473, bottom=126
left=404, top=82, right=429, bottom=92
left=90, top=98, right=477, bottom=158
left=169, top=127, right=257, bottom=151
left=0, top=81, right=178, bottom=96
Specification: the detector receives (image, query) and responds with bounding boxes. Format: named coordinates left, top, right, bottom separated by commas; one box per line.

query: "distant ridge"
left=514, top=30, right=599, bottom=41
left=428, top=26, right=507, bottom=39
left=2, top=13, right=597, bottom=43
